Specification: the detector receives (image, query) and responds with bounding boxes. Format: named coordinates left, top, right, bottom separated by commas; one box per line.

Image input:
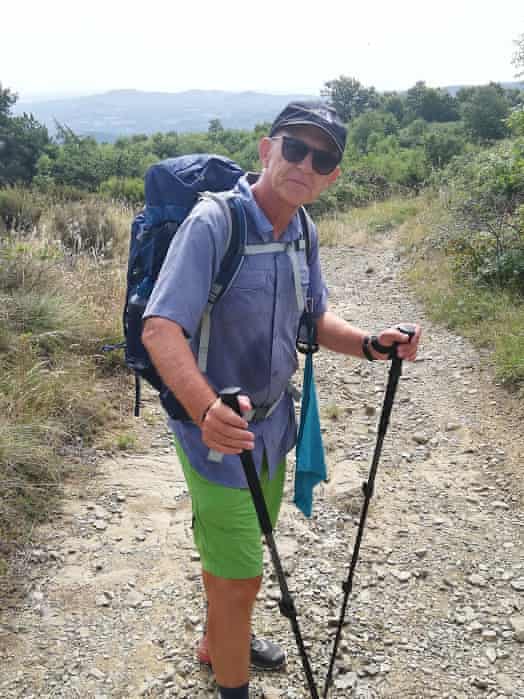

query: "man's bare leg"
left=203, top=570, right=261, bottom=687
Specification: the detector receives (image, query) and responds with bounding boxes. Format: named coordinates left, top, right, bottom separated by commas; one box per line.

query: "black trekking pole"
left=323, top=325, right=416, bottom=698
left=219, top=388, right=320, bottom=699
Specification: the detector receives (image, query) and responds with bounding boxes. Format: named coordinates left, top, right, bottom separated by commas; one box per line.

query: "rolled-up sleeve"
left=143, top=199, right=229, bottom=338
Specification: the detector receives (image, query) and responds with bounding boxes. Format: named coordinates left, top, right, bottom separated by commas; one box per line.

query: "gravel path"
left=1, top=232, right=523, bottom=699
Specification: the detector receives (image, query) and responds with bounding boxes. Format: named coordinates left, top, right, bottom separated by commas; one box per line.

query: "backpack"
left=119, top=153, right=315, bottom=422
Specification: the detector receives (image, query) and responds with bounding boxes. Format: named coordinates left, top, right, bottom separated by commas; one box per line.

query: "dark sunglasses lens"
left=281, top=136, right=309, bottom=163
left=312, top=151, right=339, bottom=175
left=281, top=136, right=339, bottom=175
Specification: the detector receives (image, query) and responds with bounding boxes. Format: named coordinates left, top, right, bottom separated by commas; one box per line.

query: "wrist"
left=200, top=397, right=218, bottom=426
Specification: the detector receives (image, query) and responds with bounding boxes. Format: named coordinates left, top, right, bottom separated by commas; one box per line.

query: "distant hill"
left=14, top=89, right=314, bottom=143
left=14, top=83, right=524, bottom=143
left=444, top=81, right=524, bottom=97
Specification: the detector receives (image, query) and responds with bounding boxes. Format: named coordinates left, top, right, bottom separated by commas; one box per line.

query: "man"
left=142, top=101, right=421, bottom=699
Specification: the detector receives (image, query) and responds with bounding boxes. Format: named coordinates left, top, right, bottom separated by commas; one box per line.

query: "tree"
left=208, top=118, right=225, bottom=145
left=513, top=33, right=524, bottom=77
left=0, top=83, right=50, bottom=185
left=349, top=110, right=399, bottom=154
left=461, top=85, right=510, bottom=141
left=150, top=131, right=180, bottom=159
left=382, top=92, right=406, bottom=123
left=423, top=122, right=467, bottom=168
left=321, top=76, right=380, bottom=122
left=405, top=81, right=460, bottom=123
left=0, top=83, right=17, bottom=121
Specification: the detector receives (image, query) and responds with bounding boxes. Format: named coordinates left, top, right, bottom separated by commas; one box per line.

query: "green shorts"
left=173, top=438, right=286, bottom=579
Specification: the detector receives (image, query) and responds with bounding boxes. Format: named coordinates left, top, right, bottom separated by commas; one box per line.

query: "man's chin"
left=280, top=184, right=313, bottom=207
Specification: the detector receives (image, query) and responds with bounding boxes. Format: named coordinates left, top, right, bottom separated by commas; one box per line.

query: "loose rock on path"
left=1, top=231, right=523, bottom=698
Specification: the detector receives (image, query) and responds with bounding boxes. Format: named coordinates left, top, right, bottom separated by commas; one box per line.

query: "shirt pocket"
left=230, top=269, right=268, bottom=290
left=218, top=268, right=270, bottom=322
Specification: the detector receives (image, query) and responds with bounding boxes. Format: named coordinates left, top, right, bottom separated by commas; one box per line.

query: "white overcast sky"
left=2, top=0, right=523, bottom=100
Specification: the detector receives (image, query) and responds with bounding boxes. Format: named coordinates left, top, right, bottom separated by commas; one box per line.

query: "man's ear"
left=258, top=137, right=273, bottom=168
left=327, top=165, right=341, bottom=186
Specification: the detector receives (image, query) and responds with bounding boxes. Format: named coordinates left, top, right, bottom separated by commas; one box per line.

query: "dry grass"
left=0, top=199, right=134, bottom=571
left=317, top=196, right=424, bottom=248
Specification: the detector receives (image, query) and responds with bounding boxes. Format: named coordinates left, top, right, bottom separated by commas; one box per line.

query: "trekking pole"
left=323, top=324, right=416, bottom=698
left=219, top=388, right=320, bottom=699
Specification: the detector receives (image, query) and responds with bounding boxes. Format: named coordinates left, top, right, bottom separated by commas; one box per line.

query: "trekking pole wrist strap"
left=370, top=335, right=393, bottom=355
left=362, top=335, right=376, bottom=361
left=364, top=325, right=416, bottom=362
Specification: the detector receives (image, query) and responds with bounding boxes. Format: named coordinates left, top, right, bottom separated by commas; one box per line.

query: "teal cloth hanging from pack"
left=294, top=352, right=327, bottom=517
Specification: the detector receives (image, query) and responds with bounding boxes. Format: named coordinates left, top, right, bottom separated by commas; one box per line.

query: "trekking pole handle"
left=390, top=323, right=416, bottom=359
left=219, top=386, right=244, bottom=415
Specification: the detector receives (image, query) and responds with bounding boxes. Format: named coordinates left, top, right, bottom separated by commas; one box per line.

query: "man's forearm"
left=316, top=310, right=369, bottom=358
left=142, top=317, right=217, bottom=425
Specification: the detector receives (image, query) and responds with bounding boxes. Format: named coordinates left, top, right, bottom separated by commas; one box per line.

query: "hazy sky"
left=2, top=0, right=523, bottom=100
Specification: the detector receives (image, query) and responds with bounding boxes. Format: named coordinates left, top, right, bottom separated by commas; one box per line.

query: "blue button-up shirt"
left=143, top=175, right=328, bottom=487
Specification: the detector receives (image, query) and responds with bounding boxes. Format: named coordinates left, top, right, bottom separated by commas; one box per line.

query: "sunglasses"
left=271, top=135, right=341, bottom=175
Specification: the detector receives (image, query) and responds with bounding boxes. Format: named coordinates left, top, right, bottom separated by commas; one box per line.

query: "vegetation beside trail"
left=0, top=200, right=134, bottom=574
left=403, top=110, right=524, bottom=387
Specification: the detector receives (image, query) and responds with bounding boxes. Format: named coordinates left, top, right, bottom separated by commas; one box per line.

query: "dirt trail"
left=1, top=232, right=523, bottom=699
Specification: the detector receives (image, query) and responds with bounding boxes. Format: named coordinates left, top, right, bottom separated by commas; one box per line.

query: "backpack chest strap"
left=244, top=238, right=306, bottom=315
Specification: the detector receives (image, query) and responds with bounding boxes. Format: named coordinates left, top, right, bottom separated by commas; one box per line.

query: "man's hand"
left=200, top=394, right=255, bottom=454
left=372, top=323, right=422, bottom=361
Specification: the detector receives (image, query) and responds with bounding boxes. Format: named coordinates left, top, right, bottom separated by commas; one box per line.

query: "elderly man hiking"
left=142, top=101, right=421, bottom=698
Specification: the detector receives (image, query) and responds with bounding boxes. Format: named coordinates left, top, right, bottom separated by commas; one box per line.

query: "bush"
left=423, top=122, right=468, bottom=168
left=0, top=186, right=44, bottom=231
left=99, top=176, right=144, bottom=204
left=50, top=199, right=123, bottom=257
left=0, top=224, right=133, bottom=553
left=434, top=141, right=524, bottom=293
left=308, top=167, right=394, bottom=217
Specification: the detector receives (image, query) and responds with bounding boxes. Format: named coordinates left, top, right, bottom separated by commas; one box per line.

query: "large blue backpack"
left=121, top=153, right=315, bottom=422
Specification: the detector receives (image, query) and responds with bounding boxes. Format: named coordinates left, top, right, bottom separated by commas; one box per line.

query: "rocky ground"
left=1, top=232, right=523, bottom=699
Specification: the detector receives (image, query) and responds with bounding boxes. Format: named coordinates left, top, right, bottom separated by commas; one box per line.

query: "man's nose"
left=296, top=151, right=315, bottom=173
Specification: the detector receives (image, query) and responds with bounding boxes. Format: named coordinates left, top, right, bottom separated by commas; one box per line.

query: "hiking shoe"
left=198, top=634, right=286, bottom=671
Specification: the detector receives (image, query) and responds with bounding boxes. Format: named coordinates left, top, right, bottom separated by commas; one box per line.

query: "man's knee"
left=204, top=572, right=262, bottom=610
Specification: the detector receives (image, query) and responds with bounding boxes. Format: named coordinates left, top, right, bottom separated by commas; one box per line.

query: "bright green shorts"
left=173, top=438, right=286, bottom=579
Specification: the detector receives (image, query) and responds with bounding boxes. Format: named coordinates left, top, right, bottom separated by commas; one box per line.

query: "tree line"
left=0, top=71, right=522, bottom=199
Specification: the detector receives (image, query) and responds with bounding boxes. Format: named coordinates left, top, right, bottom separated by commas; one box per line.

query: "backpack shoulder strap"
left=296, top=206, right=319, bottom=354
left=197, top=193, right=247, bottom=372
left=297, top=205, right=312, bottom=264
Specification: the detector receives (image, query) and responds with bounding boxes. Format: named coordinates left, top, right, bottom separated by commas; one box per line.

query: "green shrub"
left=99, top=176, right=144, bottom=204
left=436, top=142, right=524, bottom=294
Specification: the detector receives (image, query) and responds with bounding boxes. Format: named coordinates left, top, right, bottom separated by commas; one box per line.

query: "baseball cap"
left=269, top=101, right=347, bottom=156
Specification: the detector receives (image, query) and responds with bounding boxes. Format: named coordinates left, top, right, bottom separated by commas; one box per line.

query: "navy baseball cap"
left=270, top=101, right=347, bottom=156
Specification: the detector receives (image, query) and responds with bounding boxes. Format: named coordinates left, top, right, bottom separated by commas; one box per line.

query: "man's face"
left=259, top=125, right=341, bottom=207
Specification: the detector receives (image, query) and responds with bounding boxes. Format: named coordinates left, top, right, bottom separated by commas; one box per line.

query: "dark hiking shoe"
left=250, top=636, right=286, bottom=670
left=198, top=634, right=286, bottom=671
